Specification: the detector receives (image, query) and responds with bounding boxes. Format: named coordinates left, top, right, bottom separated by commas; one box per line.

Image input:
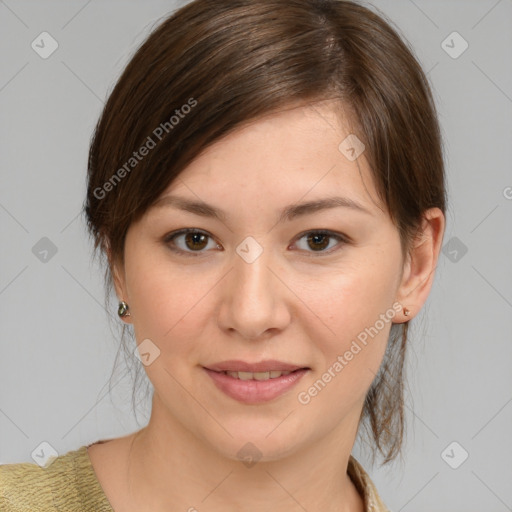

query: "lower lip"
left=203, top=368, right=309, bottom=404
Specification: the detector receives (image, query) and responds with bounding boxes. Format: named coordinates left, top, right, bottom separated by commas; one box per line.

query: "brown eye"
left=164, top=229, right=219, bottom=256
left=306, top=233, right=330, bottom=251
left=183, top=231, right=209, bottom=250
left=294, top=230, right=347, bottom=255
left=164, top=228, right=347, bottom=258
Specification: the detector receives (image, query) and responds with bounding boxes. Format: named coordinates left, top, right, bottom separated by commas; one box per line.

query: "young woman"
left=0, top=1, right=446, bottom=511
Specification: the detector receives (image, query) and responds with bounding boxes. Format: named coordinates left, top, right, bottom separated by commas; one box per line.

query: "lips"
left=203, top=367, right=309, bottom=403
left=203, top=360, right=310, bottom=404
left=204, top=360, right=307, bottom=373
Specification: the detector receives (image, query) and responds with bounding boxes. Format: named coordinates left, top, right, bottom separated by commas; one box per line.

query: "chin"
left=203, top=417, right=309, bottom=464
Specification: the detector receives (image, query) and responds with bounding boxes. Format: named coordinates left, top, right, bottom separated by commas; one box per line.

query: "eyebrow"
left=152, top=194, right=373, bottom=223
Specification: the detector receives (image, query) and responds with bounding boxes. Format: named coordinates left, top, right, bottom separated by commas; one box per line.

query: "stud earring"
left=403, top=307, right=410, bottom=317
left=118, top=301, right=131, bottom=318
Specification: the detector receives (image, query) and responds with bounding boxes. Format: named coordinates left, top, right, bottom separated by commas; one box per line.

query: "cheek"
left=303, top=258, right=399, bottom=387
left=124, top=252, right=217, bottom=355
left=309, top=257, right=398, bottom=338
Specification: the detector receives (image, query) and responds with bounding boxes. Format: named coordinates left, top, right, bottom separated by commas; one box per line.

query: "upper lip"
left=204, top=360, right=308, bottom=372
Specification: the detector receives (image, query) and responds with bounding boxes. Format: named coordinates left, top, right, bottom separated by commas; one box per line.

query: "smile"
left=223, top=370, right=292, bottom=380
left=203, top=366, right=309, bottom=404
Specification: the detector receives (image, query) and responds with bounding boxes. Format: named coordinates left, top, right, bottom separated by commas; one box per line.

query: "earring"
left=118, top=301, right=131, bottom=318
left=403, top=307, right=410, bottom=317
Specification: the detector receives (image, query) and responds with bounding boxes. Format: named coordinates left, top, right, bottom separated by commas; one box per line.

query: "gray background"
left=1, top=1, right=511, bottom=510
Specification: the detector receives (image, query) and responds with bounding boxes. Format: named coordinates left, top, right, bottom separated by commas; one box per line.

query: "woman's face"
left=115, top=101, right=412, bottom=461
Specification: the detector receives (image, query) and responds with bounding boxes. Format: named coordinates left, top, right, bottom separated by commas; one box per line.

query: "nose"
left=217, top=246, right=291, bottom=341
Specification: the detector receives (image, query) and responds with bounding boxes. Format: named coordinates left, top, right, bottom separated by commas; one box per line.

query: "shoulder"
left=0, top=445, right=113, bottom=512
left=0, top=455, right=60, bottom=512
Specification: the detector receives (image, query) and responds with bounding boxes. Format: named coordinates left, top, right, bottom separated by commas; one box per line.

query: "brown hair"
left=84, top=0, right=447, bottom=466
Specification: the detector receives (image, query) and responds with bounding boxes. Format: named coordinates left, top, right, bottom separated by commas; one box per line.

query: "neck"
left=123, top=393, right=365, bottom=512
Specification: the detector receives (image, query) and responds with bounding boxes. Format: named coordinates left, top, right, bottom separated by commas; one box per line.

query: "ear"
left=106, top=242, right=132, bottom=324
left=394, top=207, right=445, bottom=323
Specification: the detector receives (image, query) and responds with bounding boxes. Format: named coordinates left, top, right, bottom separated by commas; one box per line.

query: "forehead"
left=157, top=102, right=384, bottom=218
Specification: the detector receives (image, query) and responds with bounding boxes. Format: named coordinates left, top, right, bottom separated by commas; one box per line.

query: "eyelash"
left=163, top=228, right=349, bottom=258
